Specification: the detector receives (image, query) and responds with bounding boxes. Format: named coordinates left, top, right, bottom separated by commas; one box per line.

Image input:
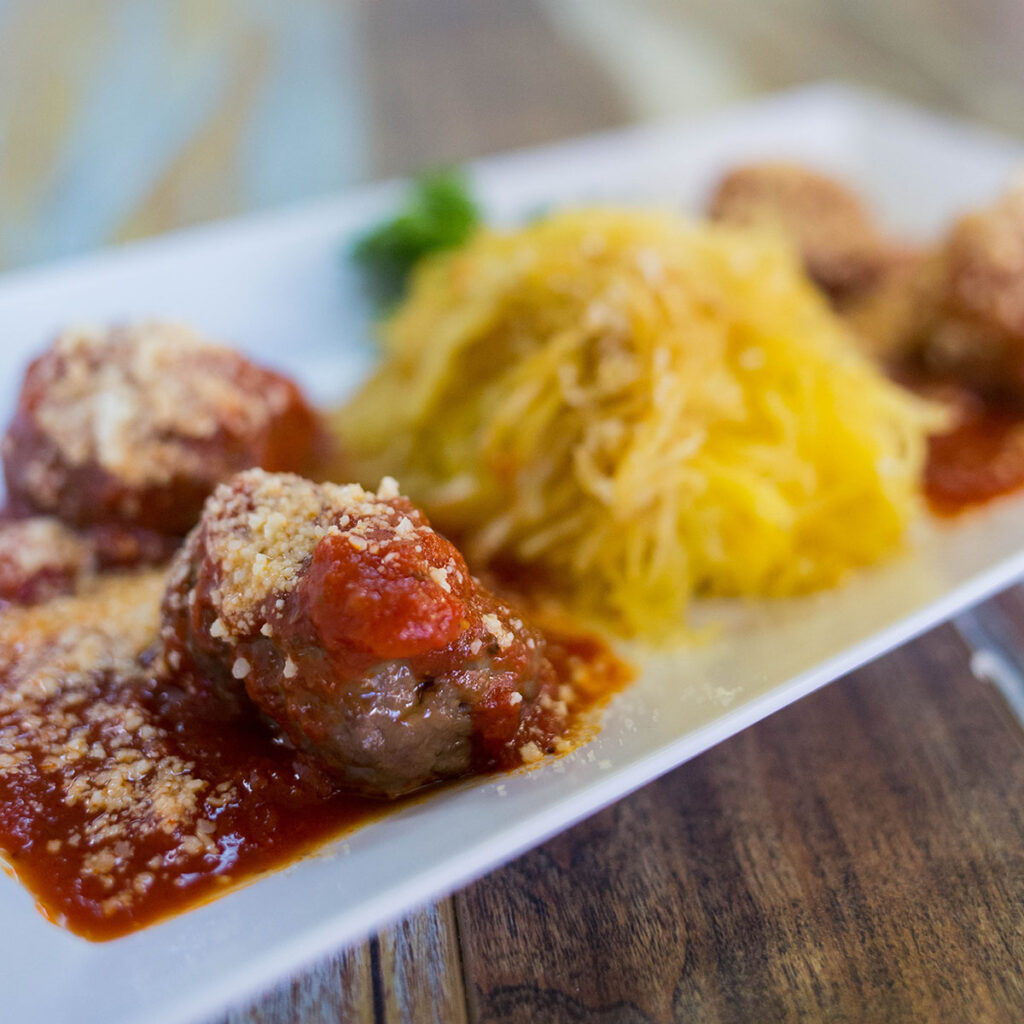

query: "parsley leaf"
left=353, top=170, right=480, bottom=306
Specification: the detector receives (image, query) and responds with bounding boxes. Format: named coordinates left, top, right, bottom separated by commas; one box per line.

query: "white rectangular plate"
left=2, top=84, right=1023, bottom=1024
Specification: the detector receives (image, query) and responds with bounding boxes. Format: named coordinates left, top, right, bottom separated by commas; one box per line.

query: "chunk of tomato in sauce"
left=304, top=528, right=469, bottom=661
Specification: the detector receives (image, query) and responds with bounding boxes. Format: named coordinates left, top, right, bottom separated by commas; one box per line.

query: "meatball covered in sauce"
left=161, top=469, right=567, bottom=798
left=2, top=323, right=319, bottom=537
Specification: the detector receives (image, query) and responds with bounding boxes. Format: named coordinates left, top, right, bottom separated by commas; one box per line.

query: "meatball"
left=709, top=162, right=894, bottom=304
left=921, top=179, right=1024, bottom=397
left=161, top=469, right=567, bottom=798
left=0, top=517, right=95, bottom=606
left=2, top=323, right=319, bottom=537
left=0, top=514, right=187, bottom=606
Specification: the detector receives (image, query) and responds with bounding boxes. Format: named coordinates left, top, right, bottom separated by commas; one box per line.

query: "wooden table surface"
left=2, top=2, right=1023, bottom=1022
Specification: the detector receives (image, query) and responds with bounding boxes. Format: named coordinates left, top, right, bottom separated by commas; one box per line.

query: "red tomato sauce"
left=0, top=573, right=628, bottom=941
left=925, top=399, right=1024, bottom=515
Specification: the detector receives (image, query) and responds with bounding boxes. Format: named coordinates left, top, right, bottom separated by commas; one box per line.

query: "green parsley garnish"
left=353, top=170, right=481, bottom=306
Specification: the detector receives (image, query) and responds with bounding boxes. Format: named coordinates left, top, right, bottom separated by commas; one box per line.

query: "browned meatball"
left=0, top=514, right=187, bottom=606
left=161, top=469, right=567, bottom=798
left=921, top=180, right=1024, bottom=397
left=709, top=162, right=894, bottom=304
left=2, top=323, right=319, bottom=537
left=0, top=517, right=95, bottom=605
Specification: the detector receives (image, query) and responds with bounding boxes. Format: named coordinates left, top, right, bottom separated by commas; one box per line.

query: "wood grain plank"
left=457, top=625, right=1024, bottom=1024
left=983, top=585, right=1024, bottom=654
left=215, top=902, right=468, bottom=1024
left=540, top=0, right=1024, bottom=134
left=967, top=586, right=1024, bottom=728
left=377, top=902, right=468, bottom=1024
left=220, top=940, right=376, bottom=1024
left=357, top=0, right=628, bottom=178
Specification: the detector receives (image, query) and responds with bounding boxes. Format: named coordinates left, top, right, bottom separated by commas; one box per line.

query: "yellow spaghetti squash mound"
left=334, top=208, right=936, bottom=640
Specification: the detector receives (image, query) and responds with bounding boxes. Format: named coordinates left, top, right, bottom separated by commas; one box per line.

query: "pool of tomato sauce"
left=895, top=364, right=1024, bottom=515
left=0, top=583, right=629, bottom=942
